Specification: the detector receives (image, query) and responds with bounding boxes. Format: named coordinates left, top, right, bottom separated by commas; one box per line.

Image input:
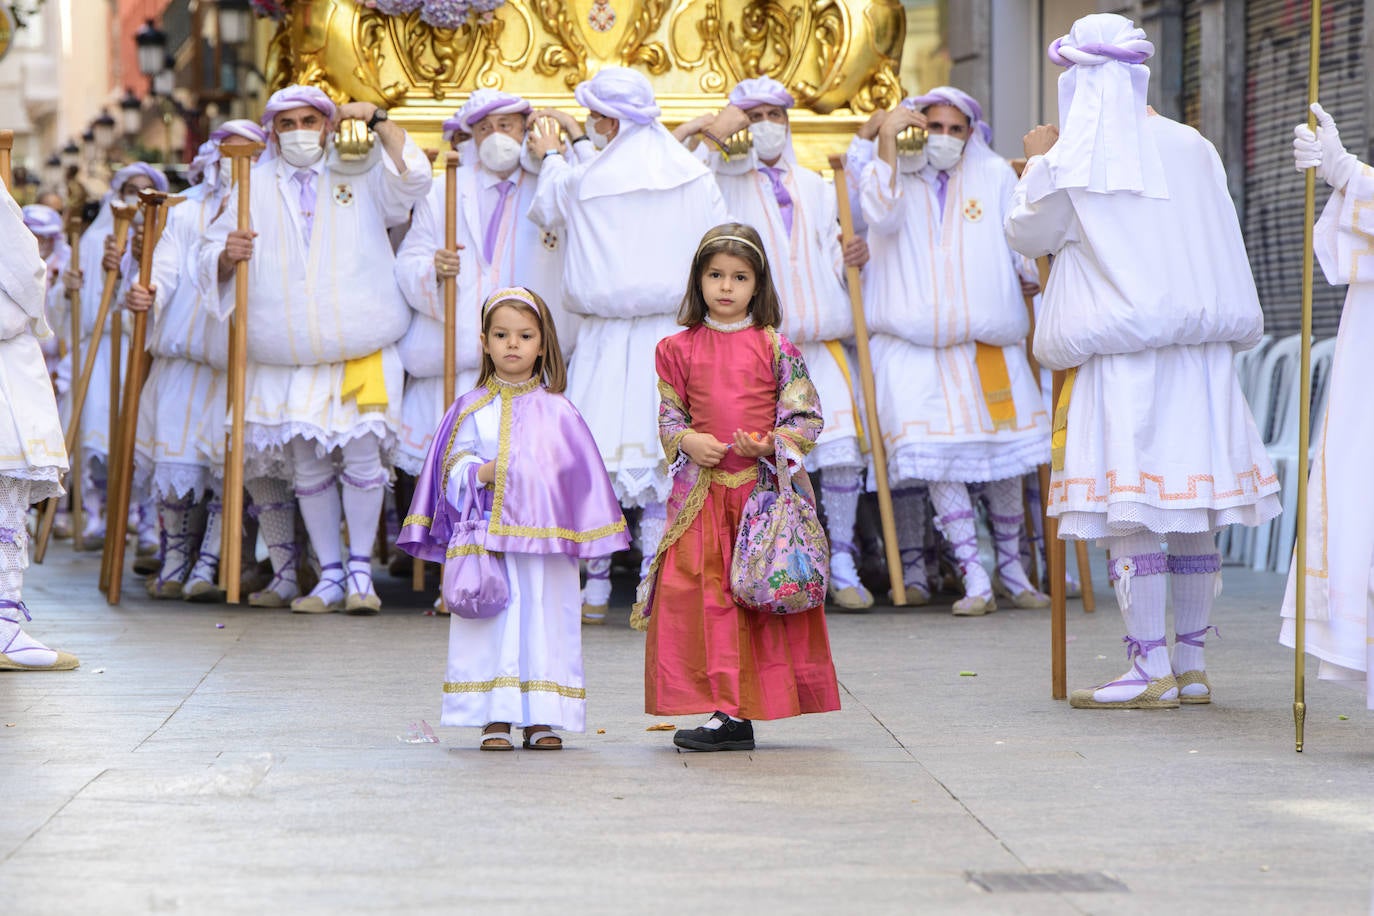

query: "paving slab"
left=2, top=545, right=1372, bottom=914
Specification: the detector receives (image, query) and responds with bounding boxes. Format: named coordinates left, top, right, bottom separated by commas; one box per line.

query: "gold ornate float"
left=262, top=0, right=905, bottom=168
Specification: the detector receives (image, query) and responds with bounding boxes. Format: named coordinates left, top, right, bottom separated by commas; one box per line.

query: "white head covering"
left=571, top=68, right=709, bottom=200
left=574, top=67, right=661, bottom=125
left=1042, top=13, right=1167, bottom=199
left=21, top=204, right=63, bottom=237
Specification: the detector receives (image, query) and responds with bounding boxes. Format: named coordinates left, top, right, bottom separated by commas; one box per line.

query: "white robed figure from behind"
left=526, top=67, right=728, bottom=623
left=1006, top=14, right=1279, bottom=709
left=1281, top=103, right=1374, bottom=709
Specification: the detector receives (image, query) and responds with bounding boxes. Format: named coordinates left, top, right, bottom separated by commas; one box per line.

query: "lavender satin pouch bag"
left=442, top=465, right=510, bottom=619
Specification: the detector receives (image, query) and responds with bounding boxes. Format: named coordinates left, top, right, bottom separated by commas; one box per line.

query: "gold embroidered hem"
left=630, top=465, right=759, bottom=631
left=402, top=513, right=433, bottom=528
left=446, top=542, right=495, bottom=559
left=443, top=676, right=586, bottom=699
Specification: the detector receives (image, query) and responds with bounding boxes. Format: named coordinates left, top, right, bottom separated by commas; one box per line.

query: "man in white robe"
left=126, top=121, right=268, bottom=602
left=684, top=76, right=875, bottom=609
left=394, top=89, right=585, bottom=477
left=200, top=85, right=431, bottom=614
left=527, top=67, right=729, bottom=622
left=1006, top=14, right=1279, bottom=709
left=861, top=87, right=1050, bottom=615
left=60, top=163, right=167, bottom=550
left=1280, top=103, right=1374, bottom=709
left=0, top=176, right=78, bottom=670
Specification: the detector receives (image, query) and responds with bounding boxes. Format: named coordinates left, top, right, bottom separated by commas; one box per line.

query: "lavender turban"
left=189, top=120, right=268, bottom=185
left=574, top=67, right=660, bottom=125
left=454, top=89, right=531, bottom=134
left=22, top=204, right=63, bottom=236
left=901, top=86, right=992, bottom=146
left=111, top=161, right=170, bottom=194
left=260, top=85, right=338, bottom=129
left=728, top=76, right=795, bottom=111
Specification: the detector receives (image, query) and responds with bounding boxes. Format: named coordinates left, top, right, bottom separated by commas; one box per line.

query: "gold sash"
left=823, top=339, right=868, bottom=453
left=1051, top=366, right=1077, bottom=471
left=342, top=350, right=388, bottom=412
left=974, top=342, right=1016, bottom=430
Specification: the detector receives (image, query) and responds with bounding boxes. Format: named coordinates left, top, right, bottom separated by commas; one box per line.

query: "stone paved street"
left=3, top=547, right=1373, bottom=914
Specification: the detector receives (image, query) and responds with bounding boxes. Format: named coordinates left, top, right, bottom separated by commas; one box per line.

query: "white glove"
left=1293, top=102, right=1358, bottom=190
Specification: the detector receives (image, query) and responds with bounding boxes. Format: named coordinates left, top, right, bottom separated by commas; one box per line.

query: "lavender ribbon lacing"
left=1175, top=625, right=1220, bottom=648
left=295, top=475, right=337, bottom=499
left=1123, top=634, right=1167, bottom=660
left=0, top=526, right=22, bottom=547
left=0, top=598, right=33, bottom=623
left=1167, top=553, right=1222, bottom=575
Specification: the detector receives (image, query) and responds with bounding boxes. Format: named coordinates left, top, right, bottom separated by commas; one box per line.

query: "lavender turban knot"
left=728, top=76, right=795, bottom=111
left=574, top=67, right=661, bottom=125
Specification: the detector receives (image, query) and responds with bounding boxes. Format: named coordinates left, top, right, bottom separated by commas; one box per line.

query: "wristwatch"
left=543, top=148, right=562, bottom=160
left=367, top=108, right=389, bottom=131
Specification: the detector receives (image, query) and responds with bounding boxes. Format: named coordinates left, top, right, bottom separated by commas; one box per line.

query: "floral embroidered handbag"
left=729, top=438, right=829, bottom=614
left=441, top=464, right=510, bottom=619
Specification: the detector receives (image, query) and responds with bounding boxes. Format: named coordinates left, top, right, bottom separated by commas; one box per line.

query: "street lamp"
left=43, top=154, right=62, bottom=188
left=153, top=55, right=176, bottom=97
left=119, top=89, right=142, bottom=137
left=60, top=140, right=80, bottom=169
left=216, top=0, right=253, bottom=46
left=92, top=109, right=116, bottom=149
left=135, top=19, right=168, bottom=77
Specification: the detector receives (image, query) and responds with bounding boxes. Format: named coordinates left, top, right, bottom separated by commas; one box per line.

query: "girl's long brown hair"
left=676, top=222, right=782, bottom=329
left=477, top=287, right=568, bottom=393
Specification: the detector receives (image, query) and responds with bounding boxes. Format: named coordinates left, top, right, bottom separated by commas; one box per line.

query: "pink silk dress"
left=643, top=324, right=841, bottom=720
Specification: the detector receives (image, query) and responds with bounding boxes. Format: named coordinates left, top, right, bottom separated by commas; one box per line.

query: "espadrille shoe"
left=0, top=602, right=80, bottom=671
left=1175, top=670, right=1211, bottom=705
left=828, top=584, right=874, bottom=611
left=1070, top=667, right=1180, bottom=710
left=952, top=594, right=996, bottom=616
left=291, top=563, right=345, bottom=614
left=183, top=578, right=225, bottom=604
left=145, top=576, right=184, bottom=600
left=581, top=603, right=608, bottom=625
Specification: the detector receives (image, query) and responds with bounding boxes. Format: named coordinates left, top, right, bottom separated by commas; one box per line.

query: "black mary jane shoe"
left=672, top=712, right=755, bottom=752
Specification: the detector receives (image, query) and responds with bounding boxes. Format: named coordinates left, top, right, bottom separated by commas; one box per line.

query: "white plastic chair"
left=1221, top=336, right=1275, bottom=565
left=1264, top=337, right=1336, bottom=571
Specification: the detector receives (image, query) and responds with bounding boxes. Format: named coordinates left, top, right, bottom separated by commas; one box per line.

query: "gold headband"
left=482, top=287, right=541, bottom=318
left=696, top=233, right=766, bottom=264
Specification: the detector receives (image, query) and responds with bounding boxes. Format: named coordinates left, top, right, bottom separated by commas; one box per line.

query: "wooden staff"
left=220, top=139, right=264, bottom=605
left=1293, top=0, right=1321, bottom=754
left=105, top=189, right=173, bottom=603
left=100, top=312, right=123, bottom=591
left=35, top=205, right=137, bottom=562
left=64, top=226, right=85, bottom=551
left=828, top=154, right=905, bottom=606
left=0, top=130, right=12, bottom=188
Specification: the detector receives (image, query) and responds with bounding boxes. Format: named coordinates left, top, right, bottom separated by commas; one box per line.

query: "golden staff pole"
left=0, top=130, right=11, bottom=188
left=220, top=139, right=264, bottom=605
left=1294, top=0, right=1321, bottom=754
left=105, top=189, right=173, bottom=603
left=35, top=206, right=136, bottom=562
left=828, top=154, right=906, bottom=606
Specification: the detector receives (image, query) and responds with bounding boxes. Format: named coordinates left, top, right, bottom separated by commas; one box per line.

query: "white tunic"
left=134, top=187, right=232, bottom=498
left=1, top=191, right=67, bottom=500
left=711, top=152, right=862, bottom=471
left=860, top=155, right=1049, bottom=484
left=440, top=397, right=585, bottom=730
left=392, top=155, right=584, bottom=475
left=1006, top=115, right=1280, bottom=538
left=1279, top=163, right=1374, bottom=708
left=198, top=141, right=432, bottom=467
left=529, top=135, right=728, bottom=506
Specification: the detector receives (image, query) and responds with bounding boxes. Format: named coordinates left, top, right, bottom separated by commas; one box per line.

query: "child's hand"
left=477, top=460, right=496, bottom=485
left=732, top=429, right=773, bottom=459
left=681, top=432, right=728, bottom=468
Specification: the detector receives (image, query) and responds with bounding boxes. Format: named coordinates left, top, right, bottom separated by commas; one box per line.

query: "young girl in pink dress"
left=632, top=223, right=841, bottom=751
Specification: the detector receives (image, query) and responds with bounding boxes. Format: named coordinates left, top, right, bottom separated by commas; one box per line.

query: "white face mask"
left=750, top=120, right=789, bottom=162
left=278, top=129, right=325, bottom=168
left=585, top=116, right=610, bottom=150
left=479, top=132, right=522, bottom=174
left=925, top=134, right=965, bottom=172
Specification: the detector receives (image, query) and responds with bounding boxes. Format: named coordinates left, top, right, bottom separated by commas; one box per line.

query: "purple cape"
left=398, top=379, right=630, bottom=562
